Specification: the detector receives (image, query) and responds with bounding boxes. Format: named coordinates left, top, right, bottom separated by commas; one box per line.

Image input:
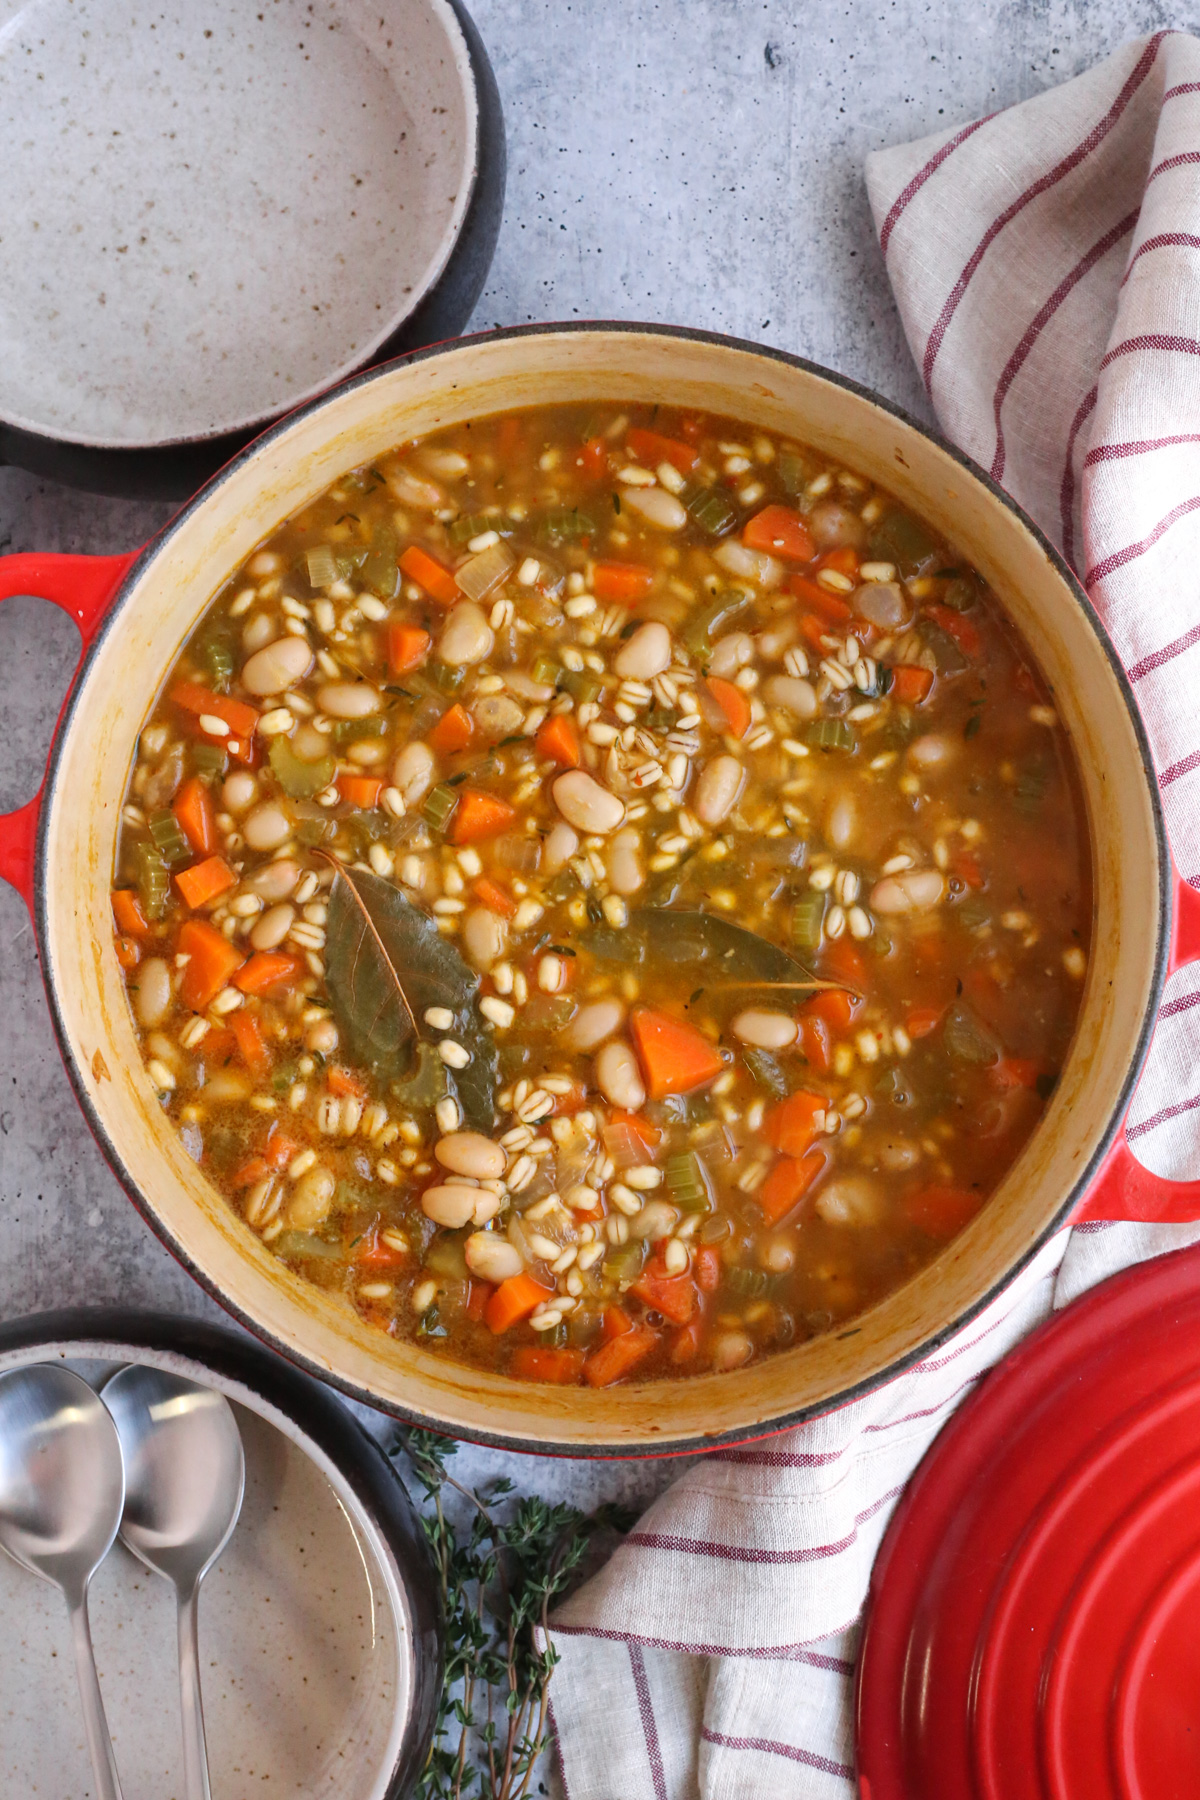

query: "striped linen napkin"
left=547, top=30, right=1200, bottom=1799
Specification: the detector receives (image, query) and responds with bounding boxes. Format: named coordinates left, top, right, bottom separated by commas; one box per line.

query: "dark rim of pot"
left=29, top=321, right=1173, bottom=1459
left=0, top=1305, right=442, bottom=1795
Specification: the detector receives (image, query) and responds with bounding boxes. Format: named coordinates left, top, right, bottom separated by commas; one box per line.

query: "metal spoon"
left=0, top=1363, right=126, bottom=1800
left=102, top=1367, right=245, bottom=1800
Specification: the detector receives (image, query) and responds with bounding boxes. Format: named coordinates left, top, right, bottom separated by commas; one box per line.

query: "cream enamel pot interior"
left=3, top=322, right=1200, bottom=1456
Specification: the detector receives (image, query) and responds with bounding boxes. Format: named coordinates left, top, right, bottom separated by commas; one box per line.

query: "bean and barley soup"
left=111, top=403, right=1090, bottom=1387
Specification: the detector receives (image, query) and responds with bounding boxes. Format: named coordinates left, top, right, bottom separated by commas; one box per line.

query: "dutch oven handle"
left=0, top=552, right=138, bottom=910
left=1073, top=865, right=1200, bottom=1223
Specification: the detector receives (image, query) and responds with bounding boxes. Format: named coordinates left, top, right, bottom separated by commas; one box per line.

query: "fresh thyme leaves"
left=396, top=1430, right=634, bottom=1800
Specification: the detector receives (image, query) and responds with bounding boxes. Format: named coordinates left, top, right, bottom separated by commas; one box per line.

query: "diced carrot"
left=584, top=1324, right=658, bottom=1387
left=581, top=436, right=609, bottom=481
left=759, top=1150, right=826, bottom=1225
left=705, top=677, right=752, bottom=739
left=398, top=545, right=460, bottom=606
left=177, top=914, right=248, bottom=1015
left=234, top=951, right=305, bottom=996
left=591, top=561, right=655, bottom=604
left=535, top=714, right=581, bottom=768
left=799, top=1014, right=832, bottom=1072
left=906, top=1006, right=945, bottom=1040
left=669, top=1319, right=705, bottom=1364
left=511, top=1346, right=586, bottom=1384
left=471, top=877, right=517, bottom=918
left=428, top=702, right=474, bottom=755
left=465, top=1281, right=493, bottom=1322
left=609, top=1110, right=661, bottom=1147
left=486, top=1272, right=553, bottom=1335
left=804, top=988, right=855, bottom=1032
left=822, top=938, right=867, bottom=990
left=788, top=573, right=854, bottom=625
left=327, top=1065, right=368, bottom=1100
left=927, top=604, right=981, bottom=658
left=387, top=622, right=431, bottom=675
left=817, top=545, right=860, bottom=576
left=357, top=1226, right=410, bottom=1269
left=629, top=1007, right=725, bottom=1100
left=172, top=777, right=217, bottom=857
left=990, top=1057, right=1039, bottom=1090
left=114, top=934, right=141, bottom=971
left=170, top=682, right=259, bottom=741
left=175, top=855, right=237, bottom=910
left=891, top=665, right=934, bottom=706
left=952, top=849, right=985, bottom=890
left=337, top=772, right=384, bottom=810
left=903, top=1184, right=982, bottom=1238
left=230, top=1008, right=271, bottom=1079
left=231, top=1156, right=271, bottom=1189
left=763, top=1091, right=826, bottom=1159
left=601, top=1305, right=634, bottom=1341
left=631, top=1268, right=697, bottom=1326
left=262, top=1130, right=301, bottom=1171
left=798, top=613, right=832, bottom=653
left=743, top=505, right=815, bottom=561
left=694, top=1246, right=721, bottom=1292
left=112, top=890, right=152, bottom=938
left=450, top=788, right=517, bottom=846
left=625, top=427, right=698, bottom=474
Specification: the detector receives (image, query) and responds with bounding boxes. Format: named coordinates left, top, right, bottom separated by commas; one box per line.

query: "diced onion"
left=455, top=540, right=515, bottom=602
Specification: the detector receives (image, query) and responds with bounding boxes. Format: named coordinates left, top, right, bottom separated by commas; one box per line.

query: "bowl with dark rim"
left=1, top=322, right=1197, bottom=1455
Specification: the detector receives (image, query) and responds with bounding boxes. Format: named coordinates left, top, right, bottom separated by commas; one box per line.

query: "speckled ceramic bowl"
left=0, top=0, right=504, bottom=497
left=0, top=1309, right=440, bottom=1798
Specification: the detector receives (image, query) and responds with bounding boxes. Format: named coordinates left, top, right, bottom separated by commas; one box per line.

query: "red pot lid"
left=856, top=1241, right=1200, bottom=1800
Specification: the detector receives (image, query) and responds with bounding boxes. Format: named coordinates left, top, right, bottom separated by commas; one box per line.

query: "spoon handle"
left=177, top=1583, right=212, bottom=1800
left=68, top=1595, right=124, bottom=1800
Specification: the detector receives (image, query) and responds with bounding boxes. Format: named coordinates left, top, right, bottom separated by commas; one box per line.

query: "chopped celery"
left=605, top=1241, right=647, bottom=1284
left=867, top=508, right=940, bottom=572
left=360, top=526, right=398, bottom=599
left=777, top=449, right=810, bottom=495
left=295, top=817, right=336, bottom=846
left=331, top=715, right=388, bottom=745
left=680, top=589, right=750, bottom=662
left=665, top=1151, right=711, bottom=1213
left=792, top=890, right=826, bottom=952
left=149, top=810, right=190, bottom=867
left=422, top=782, right=460, bottom=833
left=269, top=737, right=335, bottom=798
left=305, top=544, right=339, bottom=589
left=134, top=841, right=169, bottom=919
left=681, top=481, right=739, bottom=537
left=448, top=512, right=511, bottom=546
left=425, top=1233, right=470, bottom=1280
left=807, top=718, right=857, bottom=753
left=531, top=654, right=562, bottom=688
left=201, top=638, right=234, bottom=691
left=560, top=668, right=603, bottom=704
left=191, top=742, right=227, bottom=781
left=727, top=1266, right=769, bottom=1299
left=536, top=507, right=595, bottom=545
left=416, top=1305, right=448, bottom=1340
left=428, top=660, right=466, bottom=695
left=275, top=1231, right=342, bottom=1262
left=536, top=1320, right=569, bottom=1347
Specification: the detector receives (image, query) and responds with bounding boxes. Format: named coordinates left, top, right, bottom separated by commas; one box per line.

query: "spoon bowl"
left=0, top=1363, right=126, bottom=1800
left=102, top=1365, right=244, bottom=1800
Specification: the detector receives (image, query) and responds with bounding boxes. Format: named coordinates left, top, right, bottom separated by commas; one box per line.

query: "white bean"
left=389, top=466, right=444, bottom=510
left=241, top=612, right=276, bottom=653
left=763, top=674, right=818, bottom=719
left=241, top=635, right=314, bottom=696
left=392, top=740, right=437, bottom=807
left=421, top=1184, right=480, bottom=1229
left=879, top=1137, right=921, bottom=1171
left=595, top=1039, right=646, bottom=1111
left=439, top=602, right=494, bottom=666
left=245, top=859, right=300, bottom=902
left=826, top=793, right=857, bottom=852
left=286, top=1166, right=336, bottom=1230
left=906, top=733, right=956, bottom=772
left=754, top=622, right=797, bottom=661
left=553, top=770, right=626, bottom=835
left=221, top=770, right=258, bottom=813
left=606, top=826, right=644, bottom=896
left=462, top=904, right=507, bottom=971
left=473, top=695, right=524, bottom=740
left=505, top=670, right=556, bottom=703
left=629, top=1199, right=679, bottom=1242
left=561, top=998, right=625, bottom=1053
left=543, top=821, right=579, bottom=875
left=814, top=1175, right=884, bottom=1228
left=135, top=957, right=172, bottom=1028
left=708, top=631, right=754, bottom=678
left=614, top=622, right=672, bottom=680
left=464, top=1232, right=524, bottom=1283
left=250, top=903, right=295, bottom=951
left=713, top=540, right=783, bottom=589
left=436, top=1131, right=506, bottom=1179
left=420, top=448, right=470, bottom=479
left=732, top=1009, right=798, bottom=1050
left=304, top=1017, right=338, bottom=1054
left=694, top=754, right=744, bottom=826
left=243, top=802, right=292, bottom=852
left=711, top=1330, right=754, bottom=1372
left=472, top=1191, right=502, bottom=1226
left=809, top=500, right=867, bottom=551
left=870, top=869, right=944, bottom=914
left=619, top=485, right=688, bottom=530
left=317, top=682, right=381, bottom=719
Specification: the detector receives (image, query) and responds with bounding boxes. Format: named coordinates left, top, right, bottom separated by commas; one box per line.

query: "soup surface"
left=111, top=403, right=1090, bottom=1387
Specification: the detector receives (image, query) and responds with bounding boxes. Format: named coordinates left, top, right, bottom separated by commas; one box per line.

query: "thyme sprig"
left=395, top=1430, right=634, bottom=1800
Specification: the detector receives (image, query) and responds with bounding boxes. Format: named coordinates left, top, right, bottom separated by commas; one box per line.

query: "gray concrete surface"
left=0, top=0, right=1183, bottom=1522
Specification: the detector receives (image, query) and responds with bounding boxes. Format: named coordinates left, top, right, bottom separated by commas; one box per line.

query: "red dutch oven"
left=2, top=324, right=1198, bottom=1456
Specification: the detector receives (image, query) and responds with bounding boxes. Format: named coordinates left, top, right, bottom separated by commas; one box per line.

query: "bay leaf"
left=322, top=861, right=498, bottom=1131
left=630, top=909, right=832, bottom=990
